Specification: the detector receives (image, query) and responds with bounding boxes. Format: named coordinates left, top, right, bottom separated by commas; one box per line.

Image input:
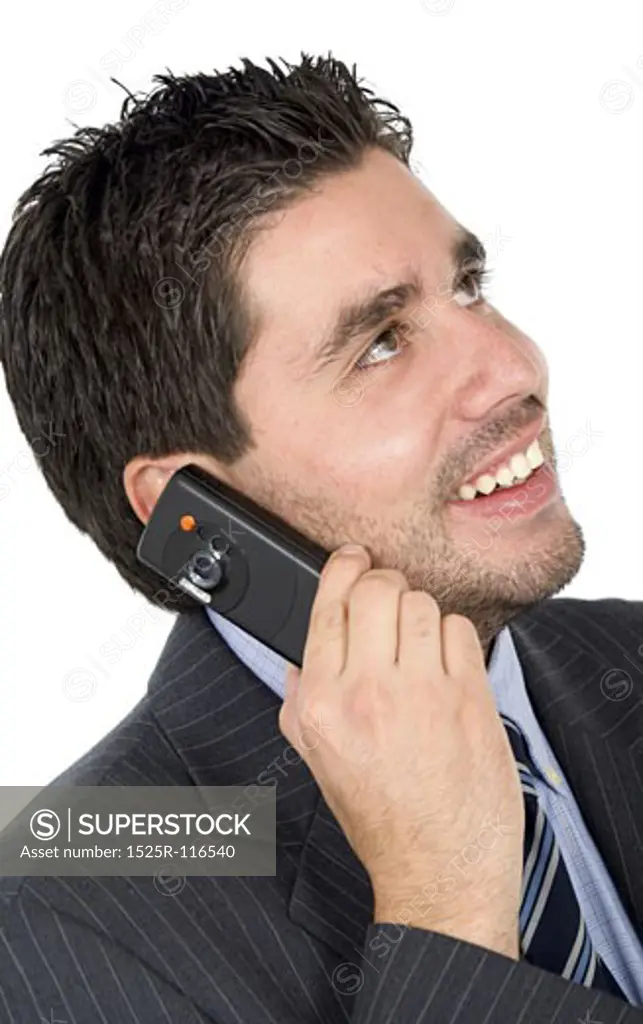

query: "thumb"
left=283, top=662, right=301, bottom=700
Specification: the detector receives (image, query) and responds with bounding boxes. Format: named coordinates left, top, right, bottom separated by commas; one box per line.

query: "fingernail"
left=335, top=543, right=366, bottom=558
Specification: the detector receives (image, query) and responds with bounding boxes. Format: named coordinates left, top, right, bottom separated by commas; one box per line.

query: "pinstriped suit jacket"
left=1, top=597, right=643, bottom=1023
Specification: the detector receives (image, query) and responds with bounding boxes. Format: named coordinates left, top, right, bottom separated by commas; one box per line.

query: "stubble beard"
left=237, top=456, right=585, bottom=654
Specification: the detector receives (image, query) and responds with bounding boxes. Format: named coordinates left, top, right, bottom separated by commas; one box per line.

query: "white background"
left=1, top=0, right=641, bottom=786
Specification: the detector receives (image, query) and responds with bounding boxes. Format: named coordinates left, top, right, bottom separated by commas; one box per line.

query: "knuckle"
left=401, top=590, right=438, bottom=634
left=346, top=678, right=394, bottom=724
left=299, top=692, right=328, bottom=733
left=311, top=599, right=345, bottom=636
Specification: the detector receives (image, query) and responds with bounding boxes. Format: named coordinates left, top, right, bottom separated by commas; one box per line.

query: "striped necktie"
left=501, top=714, right=626, bottom=1000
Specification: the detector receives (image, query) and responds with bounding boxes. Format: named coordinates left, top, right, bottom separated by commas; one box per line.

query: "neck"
left=482, top=627, right=504, bottom=667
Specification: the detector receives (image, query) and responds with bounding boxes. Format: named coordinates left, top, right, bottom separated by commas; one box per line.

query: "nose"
left=446, top=305, right=548, bottom=423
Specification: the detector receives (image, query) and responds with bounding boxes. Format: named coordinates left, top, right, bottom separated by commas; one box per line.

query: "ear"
left=123, top=453, right=232, bottom=526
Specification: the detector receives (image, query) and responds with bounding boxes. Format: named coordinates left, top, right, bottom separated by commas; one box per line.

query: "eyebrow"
left=306, top=225, right=487, bottom=379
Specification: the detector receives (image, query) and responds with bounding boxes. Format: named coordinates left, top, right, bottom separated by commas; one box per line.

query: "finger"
left=397, top=589, right=444, bottom=676
left=344, top=569, right=409, bottom=675
left=441, top=613, right=486, bottom=679
left=302, top=544, right=371, bottom=680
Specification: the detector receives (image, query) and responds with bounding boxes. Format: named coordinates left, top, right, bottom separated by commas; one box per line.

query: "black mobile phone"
left=136, top=464, right=331, bottom=666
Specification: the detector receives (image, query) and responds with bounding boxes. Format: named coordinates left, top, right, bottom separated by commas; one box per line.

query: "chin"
left=436, top=514, right=585, bottom=640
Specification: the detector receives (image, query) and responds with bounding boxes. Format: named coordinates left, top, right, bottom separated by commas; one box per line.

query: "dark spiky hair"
left=0, top=53, right=413, bottom=611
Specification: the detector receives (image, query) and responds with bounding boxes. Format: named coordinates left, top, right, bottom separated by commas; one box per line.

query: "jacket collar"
left=147, top=610, right=320, bottom=849
left=147, top=609, right=375, bottom=958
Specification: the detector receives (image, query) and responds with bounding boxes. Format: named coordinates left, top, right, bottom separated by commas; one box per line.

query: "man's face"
left=215, top=146, right=583, bottom=643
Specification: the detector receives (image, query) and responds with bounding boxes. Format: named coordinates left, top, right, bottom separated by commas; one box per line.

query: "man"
left=0, top=54, right=641, bottom=1023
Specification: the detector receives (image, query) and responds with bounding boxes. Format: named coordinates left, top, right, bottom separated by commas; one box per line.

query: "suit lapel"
left=510, top=598, right=643, bottom=937
left=148, top=610, right=375, bottom=959
left=147, top=609, right=320, bottom=850
left=287, top=797, right=374, bottom=959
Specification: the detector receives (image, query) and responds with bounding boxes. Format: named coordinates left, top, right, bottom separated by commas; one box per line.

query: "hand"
left=279, top=544, right=524, bottom=959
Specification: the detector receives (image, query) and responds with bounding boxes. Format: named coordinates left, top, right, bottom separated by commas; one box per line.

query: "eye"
left=352, top=323, right=409, bottom=373
left=452, top=262, right=493, bottom=308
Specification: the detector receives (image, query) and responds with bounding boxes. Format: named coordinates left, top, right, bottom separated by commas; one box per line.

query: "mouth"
left=447, top=421, right=547, bottom=503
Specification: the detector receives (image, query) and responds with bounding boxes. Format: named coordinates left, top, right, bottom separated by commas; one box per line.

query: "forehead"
left=239, top=147, right=457, bottom=361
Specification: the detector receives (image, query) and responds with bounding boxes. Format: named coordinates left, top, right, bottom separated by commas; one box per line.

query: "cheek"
left=289, top=391, right=439, bottom=499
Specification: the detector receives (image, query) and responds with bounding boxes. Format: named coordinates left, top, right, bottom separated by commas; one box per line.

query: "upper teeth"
left=457, top=440, right=544, bottom=500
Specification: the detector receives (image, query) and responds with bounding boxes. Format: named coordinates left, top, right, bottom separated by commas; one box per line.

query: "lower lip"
left=445, top=463, right=558, bottom=519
